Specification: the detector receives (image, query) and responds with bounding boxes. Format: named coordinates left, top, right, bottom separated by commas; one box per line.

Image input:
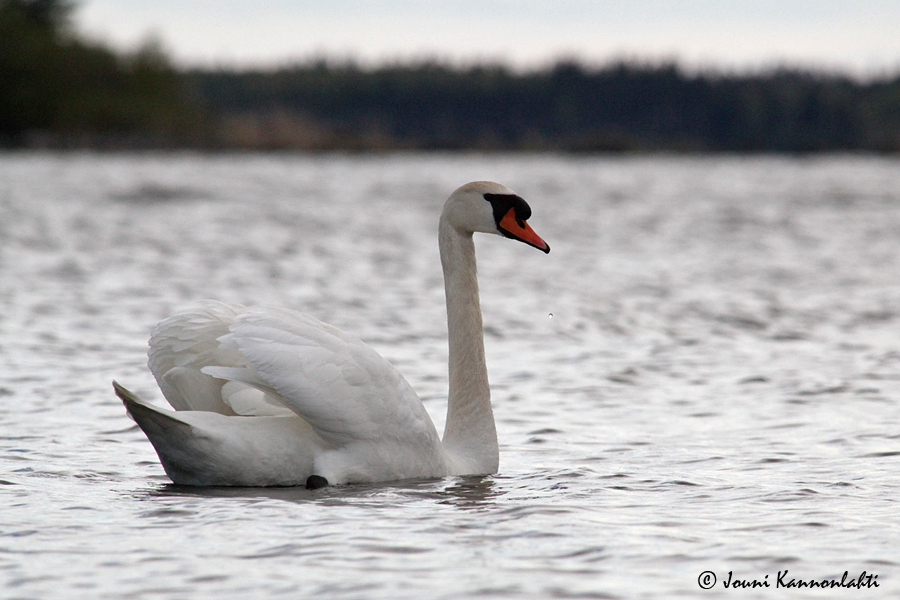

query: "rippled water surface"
left=2, top=152, right=900, bottom=598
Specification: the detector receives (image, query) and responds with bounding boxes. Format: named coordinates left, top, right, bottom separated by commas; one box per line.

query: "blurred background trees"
left=2, top=0, right=899, bottom=151
left=187, top=61, right=900, bottom=152
left=0, top=0, right=204, bottom=147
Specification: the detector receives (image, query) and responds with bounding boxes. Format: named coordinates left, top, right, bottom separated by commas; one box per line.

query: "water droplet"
left=548, top=313, right=553, bottom=318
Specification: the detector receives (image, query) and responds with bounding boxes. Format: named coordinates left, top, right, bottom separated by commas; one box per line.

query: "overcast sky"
left=75, top=0, right=900, bottom=76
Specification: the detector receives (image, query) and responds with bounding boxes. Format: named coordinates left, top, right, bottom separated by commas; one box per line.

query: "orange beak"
left=499, top=208, right=550, bottom=253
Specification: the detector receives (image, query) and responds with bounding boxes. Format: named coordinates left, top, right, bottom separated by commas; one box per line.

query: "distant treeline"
left=3, top=0, right=900, bottom=152
left=188, top=63, right=900, bottom=152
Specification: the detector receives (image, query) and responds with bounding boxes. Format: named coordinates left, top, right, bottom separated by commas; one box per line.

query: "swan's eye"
left=483, top=192, right=532, bottom=227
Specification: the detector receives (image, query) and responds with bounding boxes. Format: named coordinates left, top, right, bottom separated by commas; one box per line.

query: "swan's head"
left=443, top=181, right=550, bottom=253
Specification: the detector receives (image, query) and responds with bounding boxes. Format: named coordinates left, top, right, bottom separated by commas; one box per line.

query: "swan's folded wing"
left=148, top=300, right=247, bottom=413
left=148, top=300, right=293, bottom=417
left=202, top=305, right=441, bottom=448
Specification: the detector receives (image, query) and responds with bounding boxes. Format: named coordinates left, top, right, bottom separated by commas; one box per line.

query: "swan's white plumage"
left=203, top=304, right=442, bottom=448
left=142, top=301, right=448, bottom=484
left=116, top=181, right=549, bottom=487
left=148, top=302, right=244, bottom=415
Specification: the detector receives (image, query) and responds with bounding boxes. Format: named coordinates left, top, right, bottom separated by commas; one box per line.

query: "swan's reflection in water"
left=140, top=474, right=501, bottom=511
left=435, top=475, right=500, bottom=510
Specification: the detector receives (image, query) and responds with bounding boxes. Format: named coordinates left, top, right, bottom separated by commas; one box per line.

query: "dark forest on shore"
left=3, top=0, right=900, bottom=152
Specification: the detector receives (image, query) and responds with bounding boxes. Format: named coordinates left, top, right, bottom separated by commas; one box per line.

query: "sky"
left=75, top=0, right=900, bottom=76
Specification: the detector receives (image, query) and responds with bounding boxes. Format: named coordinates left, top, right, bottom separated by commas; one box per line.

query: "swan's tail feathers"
left=114, top=381, right=192, bottom=436
left=113, top=381, right=208, bottom=484
left=112, top=381, right=320, bottom=487
left=114, top=381, right=157, bottom=416
left=113, top=379, right=140, bottom=405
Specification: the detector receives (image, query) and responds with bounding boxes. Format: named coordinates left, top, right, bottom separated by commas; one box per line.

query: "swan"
left=113, top=181, right=549, bottom=488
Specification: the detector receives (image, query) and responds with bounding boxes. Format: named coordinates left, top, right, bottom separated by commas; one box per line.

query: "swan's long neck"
left=438, top=217, right=499, bottom=474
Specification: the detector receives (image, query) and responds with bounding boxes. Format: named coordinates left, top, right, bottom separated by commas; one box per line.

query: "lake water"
left=1, top=152, right=899, bottom=599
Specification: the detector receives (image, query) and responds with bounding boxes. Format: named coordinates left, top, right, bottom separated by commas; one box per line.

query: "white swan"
left=114, top=181, right=549, bottom=488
